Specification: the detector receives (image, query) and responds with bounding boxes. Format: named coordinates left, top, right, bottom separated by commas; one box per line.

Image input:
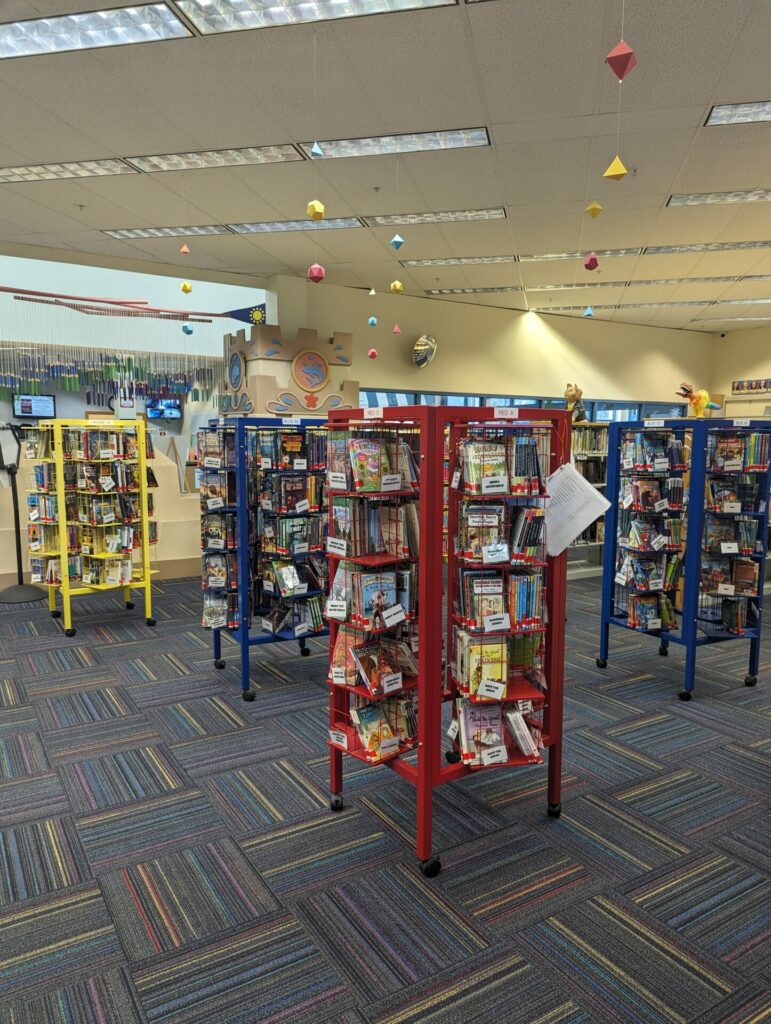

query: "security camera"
left=720, top=332, right=726, bottom=338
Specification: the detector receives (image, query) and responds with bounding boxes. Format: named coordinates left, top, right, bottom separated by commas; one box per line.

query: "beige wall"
left=711, top=325, right=771, bottom=417
left=270, top=275, right=714, bottom=404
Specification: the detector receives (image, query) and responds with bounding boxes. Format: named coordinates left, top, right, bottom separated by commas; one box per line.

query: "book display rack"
left=598, top=418, right=770, bottom=699
left=26, top=419, right=157, bottom=636
left=570, top=423, right=608, bottom=547
left=326, top=406, right=570, bottom=877
left=198, top=417, right=328, bottom=700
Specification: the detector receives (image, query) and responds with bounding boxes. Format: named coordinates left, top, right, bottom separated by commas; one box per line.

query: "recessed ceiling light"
left=425, top=287, right=521, bottom=295
left=228, top=218, right=363, bottom=233
left=532, top=305, right=616, bottom=313
left=706, top=101, right=771, bottom=125
left=103, top=225, right=230, bottom=240
left=402, top=255, right=517, bottom=267
left=365, top=208, right=505, bottom=227
left=177, top=0, right=454, bottom=32
left=644, top=240, right=771, bottom=254
left=615, top=301, right=711, bottom=309
left=298, top=128, right=488, bottom=160
left=126, top=145, right=302, bottom=172
left=667, top=189, right=771, bottom=206
left=693, top=316, right=771, bottom=323
left=711, top=298, right=771, bottom=306
left=518, top=247, right=642, bottom=262
left=0, top=4, right=189, bottom=59
left=0, top=159, right=136, bottom=183
left=527, top=281, right=626, bottom=292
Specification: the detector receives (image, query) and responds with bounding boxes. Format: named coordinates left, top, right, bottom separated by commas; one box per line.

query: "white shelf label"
left=102, top=511, right=115, bottom=524
left=733, top=419, right=751, bottom=427
left=30, top=573, right=42, bottom=583
left=378, top=736, right=400, bottom=757
left=381, top=473, right=402, bottom=492
left=328, top=472, right=347, bottom=490
left=81, top=545, right=91, bottom=555
left=29, top=541, right=40, bottom=551
left=29, top=509, right=39, bottom=522
left=260, top=498, right=273, bottom=511
left=364, top=407, right=384, bottom=420
left=648, top=579, right=663, bottom=591
left=329, top=728, right=348, bottom=748
left=482, top=542, right=509, bottom=564
left=295, top=499, right=310, bottom=514
left=654, top=499, right=669, bottom=512
left=654, top=459, right=669, bottom=472
left=263, top=525, right=274, bottom=539
left=294, top=458, right=307, bottom=470
left=651, top=534, right=667, bottom=550
left=493, top=407, right=519, bottom=420
left=382, top=603, right=406, bottom=628
left=207, top=537, right=225, bottom=550
left=331, top=667, right=346, bottom=684
left=622, top=495, right=633, bottom=508
left=292, top=541, right=309, bottom=555
left=282, top=417, right=301, bottom=425
left=326, top=598, right=347, bottom=621
left=481, top=744, right=508, bottom=766
left=207, top=497, right=224, bottom=510
left=294, top=623, right=309, bottom=637
left=447, top=719, right=459, bottom=741
left=723, top=501, right=742, bottom=514
left=483, top=612, right=510, bottom=633
left=718, top=582, right=736, bottom=596
left=477, top=679, right=506, bottom=700
left=450, top=468, right=461, bottom=489
left=614, top=571, right=628, bottom=586
left=644, top=419, right=665, bottom=427
left=291, top=583, right=308, bottom=596
left=203, top=456, right=221, bottom=469
left=263, top=580, right=275, bottom=593
left=622, top=458, right=634, bottom=470
left=99, top=449, right=114, bottom=459
left=381, top=672, right=403, bottom=694
left=647, top=617, right=662, bottom=630
left=724, top=459, right=743, bottom=471
left=481, top=475, right=507, bottom=495
left=721, top=541, right=739, bottom=554
left=208, top=572, right=227, bottom=588
left=326, top=536, right=348, bottom=557
left=261, top=457, right=272, bottom=470
left=99, top=476, right=115, bottom=491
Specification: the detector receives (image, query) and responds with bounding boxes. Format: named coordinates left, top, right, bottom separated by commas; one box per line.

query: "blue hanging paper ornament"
left=389, top=234, right=404, bottom=251
left=310, top=141, right=324, bottom=157
left=583, top=306, right=594, bottom=317
left=182, top=325, right=194, bottom=335
left=368, top=316, right=378, bottom=326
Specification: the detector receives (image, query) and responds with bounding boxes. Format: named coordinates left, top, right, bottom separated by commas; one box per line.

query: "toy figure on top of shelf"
left=676, top=382, right=721, bottom=418
left=564, top=383, right=588, bottom=422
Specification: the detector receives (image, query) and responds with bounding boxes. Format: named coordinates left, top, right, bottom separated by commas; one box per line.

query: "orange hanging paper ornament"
left=605, top=39, right=637, bottom=81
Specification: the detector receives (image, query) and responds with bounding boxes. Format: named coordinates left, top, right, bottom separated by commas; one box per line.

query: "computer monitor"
left=12, top=394, right=56, bottom=419
left=146, top=397, right=182, bottom=420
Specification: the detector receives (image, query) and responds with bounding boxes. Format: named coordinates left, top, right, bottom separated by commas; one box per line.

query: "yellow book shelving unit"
left=26, top=419, right=156, bottom=636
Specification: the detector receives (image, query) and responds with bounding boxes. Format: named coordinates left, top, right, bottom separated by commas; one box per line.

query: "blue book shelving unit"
left=199, top=416, right=329, bottom=700
left=597, top=417, right=770, bottom=700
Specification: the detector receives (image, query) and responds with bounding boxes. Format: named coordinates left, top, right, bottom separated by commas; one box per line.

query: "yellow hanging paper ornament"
left=390, top=280, right=404, bottom=295
left=306, top=199, right=325, bottom=221
left=603, top=156, right=628, bottom=182
left=585, top=201, right=603, bottom=218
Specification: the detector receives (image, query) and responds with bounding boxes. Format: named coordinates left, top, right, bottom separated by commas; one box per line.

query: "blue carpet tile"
left=0, top=575, right=767, bottom=1023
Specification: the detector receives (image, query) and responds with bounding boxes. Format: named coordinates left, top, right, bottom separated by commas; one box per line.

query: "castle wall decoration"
left=220, top=324, right=358, bottom=417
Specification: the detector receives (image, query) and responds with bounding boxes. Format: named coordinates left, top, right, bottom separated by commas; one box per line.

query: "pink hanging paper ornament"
left=368, top=347, right=378, bottom=359
left=605, top=39, right=637, bottom=81
left=584, top=252, right=599, bottom=271
left=392, top=324, right=402, bottom=334
left=179, top=243, right=190, bottom=255
left=307, top=262, right=326, bottom=283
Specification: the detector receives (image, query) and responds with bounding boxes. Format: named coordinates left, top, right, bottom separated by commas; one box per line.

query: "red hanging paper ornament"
left=307, top=262, right=326, bottom=283
left=584, top=252, right=599, bottom=271
left=605, top=39, right=637, bottom=81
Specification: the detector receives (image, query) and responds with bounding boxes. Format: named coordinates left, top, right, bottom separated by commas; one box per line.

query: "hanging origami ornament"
left=181, top=281, right=193, bottom=294
left=310, top=141, right=324, bottom=157
left=307, top=262, right=326, bottom=283
left=583, top=306, right=594, bottom=317
left=179, top=243, right=190, bottom=255
left=585, top=201, right=603, bottom=219
left=368, top=316, right=378, bottom=327
left=605, top=39, right=637, bottom=81
left=584, top=252, right=599, bottom=271
left=368, top=348, right=378, bottom=359
left=306, top=199, right=325, bottom=221
left=603, top=155, right=628, bottom=181
left=392, top=324, right=402, bottom=334
left=389, top=234, right=405, bottom=251
left=368, top=288, right=376, bottom=296
left=182, top=325, right=194, bottom=334
left=390, top=280, right=404, bottom=295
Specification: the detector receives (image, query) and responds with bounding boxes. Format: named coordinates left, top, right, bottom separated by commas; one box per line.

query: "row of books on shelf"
left=30, top=555, right=137, bottom=586
left=261, top=514, right=325, bottom=555
left=698, top=595, right=758, bottom=634
left=706, top=475, right=763, bottom=512
left=455, top=699, right=544, bottom=767
left=328, top=563, right=416, bottom=629
left=262, top=556, right=328, bottom=597
left=457, top=504, right=545, bottom=562
left=330, top=497, right=419, bottom=559
left=200, top=470, right=236, bottom=510
left=330, top=627, right=419, bottom=694
left=572, top=426, right=608, bottom=456
left=32, top=462, right=157, bottom=493
left=620, top=476, right=684, bottom=511
left=28, top=491, right=154, bottom=525
left=332, top=696, right=419, bottom=763
left=261, top=595, right=325, bottom=635
left=573, top=459, right=605, bottom=484
left=615, top=551, right=682, bottom=591
left=708, top=431, right=770, bottom=472
left=456, top=568, right=544, bottom=631
left=259, top=428, right=327, bottom=471
left=28, top=521, right=156, bottom=554
left=29, top=427, right=154, bottom=462
left=459, top=435, right=547, bottom=496
left=704, top=515, right=760, bottom=554
left=452, top=630, right=544, bottom=700
left=616, top=592, right=678, bottom=632
left=700, top=557, right=759, bottom=596
left=260, top=474, right=324, bottom=514
left=624, top=518, right=684, bottom=551
left=327, top=433, right=419, bottom=492
left=621, top=432, right=687, bottom=470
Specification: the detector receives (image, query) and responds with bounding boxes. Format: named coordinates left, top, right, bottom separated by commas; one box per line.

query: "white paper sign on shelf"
left=208, top=537, right=225, bottom=550
left=294, top=623, right=309, bottom=637
left=326, top=536, right=347, bottom=557
left=723, top=502, right=742, bottom=514
left=102, top=510, right=115, bottom=524
left=649, top=579, right=664, bottom=591
left=292, top=541, right=309, bottom=555
left=382, top=603, right=406, bottom=628
left=622, top=494, right=634, bottom=509
left=99, top=449, right=114, bottom=459
left=450, top=468, right=461, bottom=489
left=718, top=583, right=736, bottom=596
left=654, top=459, right=669, bottom=472
left=364, top=407, right=384, bottom=420
left=545, top=463, right=611, bottom=557
left=207, top=497, right=224, bottom=510
left=481, top=744, right=508, bottom=766
left=483, top=612, right=511, bottom=633
left=326, top=598, right=347, bottom=621
left=733, top=419, right=751, bottom=428
left=447, top=719, right=459, bottom=741
left=614, top=571, right=629, bottom=586
left=381, top=473, right=402, bottom=492
left=477, top=679, right=506, bottom=700
left=381, top=672, right=403, bottom=694
left=644, top=419, right=665, bottom=427
left=294, top=458, right=307, bottom=470
left=260, top=498, right=273, bottom=511
left=378, top=736, right=400, bottom=757
left=647, top=617, right=662, bottom=630
left=29, top=509, right=39, bottom=521
left=291, top=583, right=308, bottom=596
left=493, top=407, right=519, bottom=420
left=651, top=534, right=667, bottom=550
left=295, top=499, right=310, bottom=514
left=329, top=728, right=348, bottom=748
left=99, top=476, right=115, bottom=491
left=481, top=475, right=507, bottom=495
left=328, top=471, right=347, bottom=490
left=282, top=416, right=301, bottom=425
left=263, top=580, right=275, bottom=593
left=724, top=459, right=743, bottom=471
left=203, top=456, right=221, bottom=469
left=721, top=541, right=739, bottom=554
left=29, top=541, right=40, bottom=551
left=622, top=458, right=634, bottom=470
left=209, top=573, right=227, bottom=588
left=654, top=499, right=669, bottom=512
left=331, top=667, right=347, bottom=684
left=261, top=457, right=272, bottom=469
left=30, top=573, right=42, bottom=583
left=482, top=542, right=509, bottom=565
left=263, top=525, right=274, bottom=539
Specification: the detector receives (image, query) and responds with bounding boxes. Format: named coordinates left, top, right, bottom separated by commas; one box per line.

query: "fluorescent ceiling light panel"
left=299, top=128, right=487, bottom=159
left=228, top=217, right=363, bottom=233
left=706, top=101, right=771, bottom=125
left=178, top=0, right=453, bottom=31
left=711, top=298, right=771, bottom=306
left=644, top=240, right=771, bottom=255
left=693, top=316, right=771, bottom=323
left=528, top=281, right=626, bottom=292
left=0, top=158, right=136, bottom=183
left=103, top=225, right=230, bottom=240
left=668, top=189, right=771, bottom=206
left=126, top=145, right=302, bottom=172
left=403, top=255, right=517, bottom=267
left=518, top=247, right=642, bottom=262
left=366, top=208, right=505, bottom=227
left=426, top=287, right=521, bottom=295
left=0, top=4, right=188, bottom=59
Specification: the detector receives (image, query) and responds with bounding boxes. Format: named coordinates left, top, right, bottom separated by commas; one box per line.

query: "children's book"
left=351, top=641, right=400, bottom=695
left=348, top=439, right=390, bottom=492
left=329, top=624, right=360, bottom=685
left=457, top=699, right=504, bottom=765
left=350, top=702, right=396, bottom=759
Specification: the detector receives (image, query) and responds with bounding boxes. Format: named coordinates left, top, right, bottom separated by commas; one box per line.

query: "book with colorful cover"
left=462, top=442, right=508, bottom=493
left=467, top=638, right=508, bottom=698
left=350, top=702, right=396, bottom=759
left=457, top=698, right=504, bottom=765
left=357, top=571, right=398, bottom=628
left=348, top=439, right=390, bottom=492
left=329, top=624, right=360, bottom=685
left=351, top=641, right=400, bottom=695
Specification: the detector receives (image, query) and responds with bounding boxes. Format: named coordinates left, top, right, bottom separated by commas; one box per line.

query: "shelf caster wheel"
left=596, top=657, right=607, bottom=669
left=214, top=659, right=226, bottom=670
left=547, top=802, right=561, bottom=819
left=745, top=674, right=758, bottom=687
left=330, top=794, right=344, bottom=812
left=678, top=690, right=692, bottom=702
left=242, top=690, right=255, bottom=702
left=658, top=645, right=668, bottom=656
left=64, top=628, right=76, bottom=637
left=300, top=646, right=310, bottom=657
left=125, top=601, right=135, bottom=610
left=146, top=618, right=156, bottom=627
left=51, top=610, right=61, bottom=619
left=418, top=857, right=441, bottom=878
left=445, top=750, right=461, bottom=764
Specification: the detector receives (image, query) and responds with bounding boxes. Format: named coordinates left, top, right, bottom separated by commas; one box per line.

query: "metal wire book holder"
left=0, top=422, right=47, bottom=603
left=325, top=405, right=571, bottom=877
left=597, top=417, right=770, bottom=699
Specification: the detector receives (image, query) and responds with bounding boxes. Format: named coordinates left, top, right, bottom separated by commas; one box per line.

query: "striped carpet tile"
left=271, top=704, right=331, bottom=756
left=0, top=817, right=90, bottom=907
left=523, top=894, right=737, bottom=1024
left=14, top=647, right=99, bottom=678
left=0, top=884, right=122, bottom=1006
left=150, top=695, right=249, bottom=741
left=131, top=913, right=353, bottom=1024
left=452, top=768, right=586, bottom=816
left=205, top=758, right=328, bottom=835
left=60, top=745, right=187, bottom=813
left=124, top=674, right=224, bottom=709
left=0, top=678, right=27, bottom=708
left=691, top=743, right=771, bottom=795
left=297, top=862, right=491, bottom=1003
left=36, top=687, right=135, bottom=730
left=22, top=670, right=120, bottom=700
left=613, top=769, right=759, bottom=838
left=91, top=622, right=159, bottom=644
left=0, top=705, right=39, bottom=736
left=169, top=726, right=289, bottom=777
left=605, top=711, right=723, bottom=757
left=670, top=700, right=770, bottom=741
left=0, top=773, right=68, bottom=828
left=1, top=620, right=62, bottom=640
left=2, top=966, right=144, bottom=1024
left=624, top=852, right=771, bottom=975
left=42, top=717, right=162, bottom=764
left=240, top=809, right=402, bottom=899
left=114, top=652, right=195, bottom=685
left=0, top=732, right=50, bottom=780
left=304, top=749, right=384, bottom=793
left=365, top=946, right=591, bottom=1024
left=713, top=814, right=771, bottom=874
left=689, top=985, right=771, bottom=1024
left=233, top=680, right=330, bottom=716
left=100, top=838, right=280, bottom=962
left=563, top=728, right=664, bottom=786
left=75, top=790, right=226, bottom=873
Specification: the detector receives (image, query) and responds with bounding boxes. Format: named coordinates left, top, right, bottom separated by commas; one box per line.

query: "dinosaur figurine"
left=564, top=383, right=588, bottom=422
left=676, top=382, right=721, bottom=417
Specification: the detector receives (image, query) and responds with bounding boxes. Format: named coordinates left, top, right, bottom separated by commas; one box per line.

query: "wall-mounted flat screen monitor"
left=13, top=394, right=56, bottom=418
left=146, top=397, right=182, bottom=420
